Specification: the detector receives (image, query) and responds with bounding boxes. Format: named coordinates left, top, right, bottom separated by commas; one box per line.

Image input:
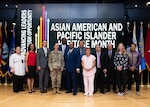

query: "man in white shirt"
left=9, top=46, right=25, bottom=93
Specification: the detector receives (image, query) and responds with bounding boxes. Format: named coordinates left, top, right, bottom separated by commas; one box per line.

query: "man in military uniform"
left=48, top=43, right=64, bottom=94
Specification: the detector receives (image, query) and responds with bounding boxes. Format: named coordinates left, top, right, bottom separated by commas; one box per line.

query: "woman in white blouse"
left=81, top=48, right=96, bottom=96
left=9, top=46, right=25, bottom=93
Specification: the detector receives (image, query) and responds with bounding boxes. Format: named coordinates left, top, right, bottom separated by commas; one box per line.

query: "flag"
left=144, top=24, right=150, bottom=71
left=132, top=22, right=138, bottom=51
left=125, top=22, right=133, bottom=52
left=138, top=22, right=146, bottom=73
left=9, top=25, right=16, bottom=55
left=0, top=23, right=2, bottom=76
left=8, top=24, right=16, bottom=76
left=1, top=22, right=9, bottom=77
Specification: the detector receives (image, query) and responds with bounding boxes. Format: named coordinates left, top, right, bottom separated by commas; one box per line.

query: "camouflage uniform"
left=48, top=50, right=64, bottom=88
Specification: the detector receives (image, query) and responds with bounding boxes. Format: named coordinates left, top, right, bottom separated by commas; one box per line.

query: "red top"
left=27, top=51, right=36, bottom=66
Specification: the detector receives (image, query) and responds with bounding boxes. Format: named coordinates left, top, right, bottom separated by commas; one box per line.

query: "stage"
left=0, top=85, right=150, bottom=107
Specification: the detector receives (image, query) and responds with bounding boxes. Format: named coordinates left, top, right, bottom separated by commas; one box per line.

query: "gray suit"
left=37, top=47, right=51, bottom=91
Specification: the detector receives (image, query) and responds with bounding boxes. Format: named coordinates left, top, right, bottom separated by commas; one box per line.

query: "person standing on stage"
left=58, top=37, right=69, bottom=89
left=65, top=41, right=80, bottom=96
left=126, top=43, right=141, bottom=96
left=37, top=40, right=51, bottom=93
left=77, top=39, right=85, bottom=92
left=82, top=48, right=96, bottom=96
left=114, top=43, right=128, bottom=96
left=9, top=46, right=25, bottom=93
left=103, top=43, right=117, bottom=93
left=25, top=44, right=36, bottom=93
left=93, top=44, right=105, bottom=94
left=49, top=43, right=64, bottom=94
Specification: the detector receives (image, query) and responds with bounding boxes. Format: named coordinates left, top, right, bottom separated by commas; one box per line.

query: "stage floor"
left=0, top=85, right=150, bottom=107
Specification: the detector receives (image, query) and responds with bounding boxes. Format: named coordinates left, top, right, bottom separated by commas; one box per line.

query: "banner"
left=17, top=4, right=125, bottom=54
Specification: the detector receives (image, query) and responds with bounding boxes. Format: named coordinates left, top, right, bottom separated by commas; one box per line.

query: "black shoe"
left=66, top=91, right=72, bottom=93
left=20, top=89, right=25, bottom=91
left=32, top=90, right=36, bottom=92
left=13, top=91, right=19, bottom=93
left=105, top=90, right=110, bottom=92
left=29, top=91, right=32, bottom=94
left=73, top=92, right=77, bottom=95
left=40, top=90, right=44, bottom=93
left=100, top=91, right=105, bottom=94
left=79, top=90, right=83, bottom=92
left=113, top=90, right=117, bottom=93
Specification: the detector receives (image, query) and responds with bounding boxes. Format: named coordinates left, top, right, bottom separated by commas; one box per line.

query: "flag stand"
left=4, top=74, right=8, bottom=86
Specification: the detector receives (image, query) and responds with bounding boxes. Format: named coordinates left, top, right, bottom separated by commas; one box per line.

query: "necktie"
left=97, top=52, right=101, bottom=68
left=109, top=50, right=112, bottom=58
left=67, top=49, right=72, bottom=57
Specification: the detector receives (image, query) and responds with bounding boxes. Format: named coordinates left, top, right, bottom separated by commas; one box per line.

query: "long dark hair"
left=28, top=44, right=36, bottom=52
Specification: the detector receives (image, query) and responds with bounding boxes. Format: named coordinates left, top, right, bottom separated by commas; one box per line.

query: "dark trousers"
left=61, top=69, right=67, bottom=90
left=107, top=69, right=117, bottom=91
left=116, top=70, right=126, bottom=93
left=38, top=68, right=49, bottom=91
left=77, top=68, right=84, bottom=91
left=13, top=75, right=24, bottom=92
left=66, top=71, right=77, bottom=93
left=94, top=68, right=101, bottom=92
left=127, top=70, right=140, bottom=91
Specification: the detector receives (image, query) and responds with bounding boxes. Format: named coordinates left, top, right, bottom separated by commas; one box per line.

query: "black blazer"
left=93, top=51, right=105, bottom=70
left=103, top=49, right=115, bottom=70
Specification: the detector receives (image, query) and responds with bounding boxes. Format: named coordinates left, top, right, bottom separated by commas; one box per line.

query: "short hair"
left=85, top=48, right=91, bottom=51
left=42, top=40, right=47, bottom=42
left=131, top=43, right=136, bottom=47
left=15, top=45, right=21, bottom=49
left=79, top=39, right=84, bottom=42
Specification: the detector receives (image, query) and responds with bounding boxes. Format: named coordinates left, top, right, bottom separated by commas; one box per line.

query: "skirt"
left=26, top=66, right=36, bottom=78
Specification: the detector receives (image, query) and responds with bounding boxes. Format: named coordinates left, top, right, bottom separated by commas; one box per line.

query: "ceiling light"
left=134, top=4, right=138, bottom=8
left=5, top=4, right=8, bottom=7
left=146, top=1, right=150, bottom=7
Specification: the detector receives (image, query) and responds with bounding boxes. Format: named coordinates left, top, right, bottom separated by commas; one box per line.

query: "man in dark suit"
left=58, top=37, right=69, bottom=56
left=65, top=41, right=80, bottom=95
left=77, top=39, right=85, bottom=92
left=93, top=44, right=105, bottom=94
left=58, top=37, right=69, bottom=90
left=37, top=40, right=51, bottom=93
left=103, top=43, right=117, bottom=93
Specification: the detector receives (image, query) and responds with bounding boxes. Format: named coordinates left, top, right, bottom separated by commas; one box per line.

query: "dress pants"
left=107, top=69, right=117, bottom=91
left=66, top=71, right=77, bottom=93
left=77, top=67, right=84, bottom=91
left=83, top=75, right=95, bottom=94
left=94, top=68, right=101, bottom=92
left=127, top=70, right=139, bottom=91
left=116, top=70, right=126, bottom=93
left=13, top=75, right=24, bottom=92
left=38, top=68, right=49, bottom=91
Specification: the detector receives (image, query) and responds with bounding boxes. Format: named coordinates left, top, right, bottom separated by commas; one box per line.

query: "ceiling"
left=0, top=0, right=149, bottom=9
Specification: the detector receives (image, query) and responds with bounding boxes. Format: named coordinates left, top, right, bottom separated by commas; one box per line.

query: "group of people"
left=9, top=38, right=142, bottom=97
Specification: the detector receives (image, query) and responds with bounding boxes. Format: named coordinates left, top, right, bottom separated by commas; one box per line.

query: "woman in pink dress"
left=81, top=48, right=96, bottom=96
